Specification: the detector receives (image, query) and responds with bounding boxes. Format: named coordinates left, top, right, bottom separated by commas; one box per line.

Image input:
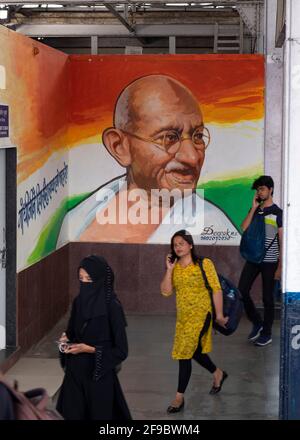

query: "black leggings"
left=177, top=313, right=217, bottom=394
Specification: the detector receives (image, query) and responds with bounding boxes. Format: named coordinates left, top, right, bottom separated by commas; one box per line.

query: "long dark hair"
left=170, top=230, right=198, bottom=264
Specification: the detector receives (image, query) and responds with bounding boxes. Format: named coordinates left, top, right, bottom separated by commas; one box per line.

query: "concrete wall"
left=7, top=2, right=285, bottom=355
left=264, top=0, right=284, bottom=205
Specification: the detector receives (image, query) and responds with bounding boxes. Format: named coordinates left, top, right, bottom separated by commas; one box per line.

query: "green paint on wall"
left=197, top=175, right=261, bottom=233
left=27, top=174, right=261, bottom=266
left=27, top=192, right=92, bottom=266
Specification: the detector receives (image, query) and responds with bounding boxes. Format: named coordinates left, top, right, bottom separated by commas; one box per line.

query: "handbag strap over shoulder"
left=198, top=257, right=216, bottom=320
left=263, top=233, right=279, bottom=258
left=257, top=209, right=279, bottom=260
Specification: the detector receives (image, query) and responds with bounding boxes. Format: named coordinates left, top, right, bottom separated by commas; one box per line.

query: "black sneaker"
left=254, top=334, right=272, bottom=346
left=247, top=324, right=263, bottom=341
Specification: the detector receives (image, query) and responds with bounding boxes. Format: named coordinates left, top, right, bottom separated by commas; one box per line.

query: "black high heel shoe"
left=209, top=371, right=228, bottom=395
left=167, top=399, right=185, bottom=413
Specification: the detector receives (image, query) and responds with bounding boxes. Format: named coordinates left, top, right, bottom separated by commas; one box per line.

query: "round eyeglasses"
left=121, top=126, right=210, bottom=154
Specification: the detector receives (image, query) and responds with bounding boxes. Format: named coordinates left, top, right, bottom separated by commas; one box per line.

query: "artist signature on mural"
left=200, top=225, right=239, bottom=244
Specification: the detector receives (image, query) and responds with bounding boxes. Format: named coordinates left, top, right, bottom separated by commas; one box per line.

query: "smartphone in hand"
left=55, top=340, right=73, bottom=353
left=168, top=254, right=176, bottom=264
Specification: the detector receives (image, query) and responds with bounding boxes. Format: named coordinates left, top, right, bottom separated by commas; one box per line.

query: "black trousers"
left=238, top=261, right=278, bottom=337
left=177, top=313, right=217, bottom=394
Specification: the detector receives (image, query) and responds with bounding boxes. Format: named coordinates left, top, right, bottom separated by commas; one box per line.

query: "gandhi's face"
left=125, top=82, right=205, bottom=192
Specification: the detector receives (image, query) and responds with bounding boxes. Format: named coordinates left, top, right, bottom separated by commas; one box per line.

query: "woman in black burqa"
left=56, top=255, right=132, bottom=420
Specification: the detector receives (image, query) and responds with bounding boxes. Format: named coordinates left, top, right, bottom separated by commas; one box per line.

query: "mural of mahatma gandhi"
left=103, top=74, right=210, bottom=193
left=58, top=74, right=238, bottom=244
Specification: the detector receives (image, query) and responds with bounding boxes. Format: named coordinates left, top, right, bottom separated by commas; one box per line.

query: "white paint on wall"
left=0, top=65, right=5, bottom=90
left=70, top=121, right=264, bottom=192
left=17, top=151, right=69, bottom=271
left=202, top=120, right=264, bottom=182
left=69, top=142, right=123, bottom=195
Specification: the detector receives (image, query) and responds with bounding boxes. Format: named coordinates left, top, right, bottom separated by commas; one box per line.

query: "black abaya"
left=56, top=256, right=131, bottom=420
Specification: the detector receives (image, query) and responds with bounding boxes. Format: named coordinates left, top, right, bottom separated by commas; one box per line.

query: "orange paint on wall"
left=1, top=25, right=264, bottom=184
left=67, top=54, right=264, bottom=143
left=0, top=28, right=69, bottom=182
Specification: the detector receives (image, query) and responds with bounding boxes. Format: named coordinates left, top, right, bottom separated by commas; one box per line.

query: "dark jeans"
left=238, top=261, right=278, bottom=337
left=177, top=313, right=216, bottom=394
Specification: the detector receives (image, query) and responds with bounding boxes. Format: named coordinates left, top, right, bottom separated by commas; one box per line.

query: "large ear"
left=102, top=128, right=132, bottom=167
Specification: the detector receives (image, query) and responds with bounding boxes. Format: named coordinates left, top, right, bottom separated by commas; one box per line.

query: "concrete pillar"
left=169, top=36, right=176, bottom=54
left=91, top=35, right=98, bottom=55
left=239, top=17, right=244, bottom=54
left=257, top=2, right=265, bottom=54
left=279, top=0, right=300, bottom=420
left=264, top=0, right=284, bottom=206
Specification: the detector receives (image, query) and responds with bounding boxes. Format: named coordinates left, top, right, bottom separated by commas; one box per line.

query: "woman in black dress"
left=56, top=255, right=131, bottom=420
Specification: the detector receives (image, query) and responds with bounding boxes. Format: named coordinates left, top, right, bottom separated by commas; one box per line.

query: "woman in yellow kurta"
left=161, top=230, right=228, bottom=414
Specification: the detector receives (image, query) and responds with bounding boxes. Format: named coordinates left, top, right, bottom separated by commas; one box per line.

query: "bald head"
left=103, top=74, right=206, bottom=193
left=114, top=75, right=202, bottom=132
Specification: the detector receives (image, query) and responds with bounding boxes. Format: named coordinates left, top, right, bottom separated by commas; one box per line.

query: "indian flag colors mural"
left=0, top=26, right=264, bottom=271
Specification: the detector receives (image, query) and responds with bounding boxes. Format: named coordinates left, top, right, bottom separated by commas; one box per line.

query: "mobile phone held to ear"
left=256, top=196, right=262, bottom=203
left=168, top=254, right=176, bottom=264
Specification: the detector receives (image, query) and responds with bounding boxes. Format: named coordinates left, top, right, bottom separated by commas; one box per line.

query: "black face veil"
left=77, top=255, right=116, bottom=321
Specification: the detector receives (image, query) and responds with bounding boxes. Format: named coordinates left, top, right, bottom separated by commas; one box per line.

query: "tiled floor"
left=4, top=314, right=280, bottom=420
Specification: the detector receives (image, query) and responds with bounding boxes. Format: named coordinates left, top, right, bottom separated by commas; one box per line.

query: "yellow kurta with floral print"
left=171, top=258, right=221, bottom=359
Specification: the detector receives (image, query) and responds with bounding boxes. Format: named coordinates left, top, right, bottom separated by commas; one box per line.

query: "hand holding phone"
left=58, top=332, right=68, bottom=342
left=55, top=340, right=73, bottom=353
left=166, top=253, right=177, bottom=269
left=252, top=193, right=261, bottom=208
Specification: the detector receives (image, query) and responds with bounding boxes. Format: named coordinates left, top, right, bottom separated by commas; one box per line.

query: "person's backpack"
left=0, top=377, right=63, bottom=420
left=239, top=210, right=266, bottom=263
left=239, top=210, right=279, bottom=264
left=198, top=258, right=243, bottom=336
